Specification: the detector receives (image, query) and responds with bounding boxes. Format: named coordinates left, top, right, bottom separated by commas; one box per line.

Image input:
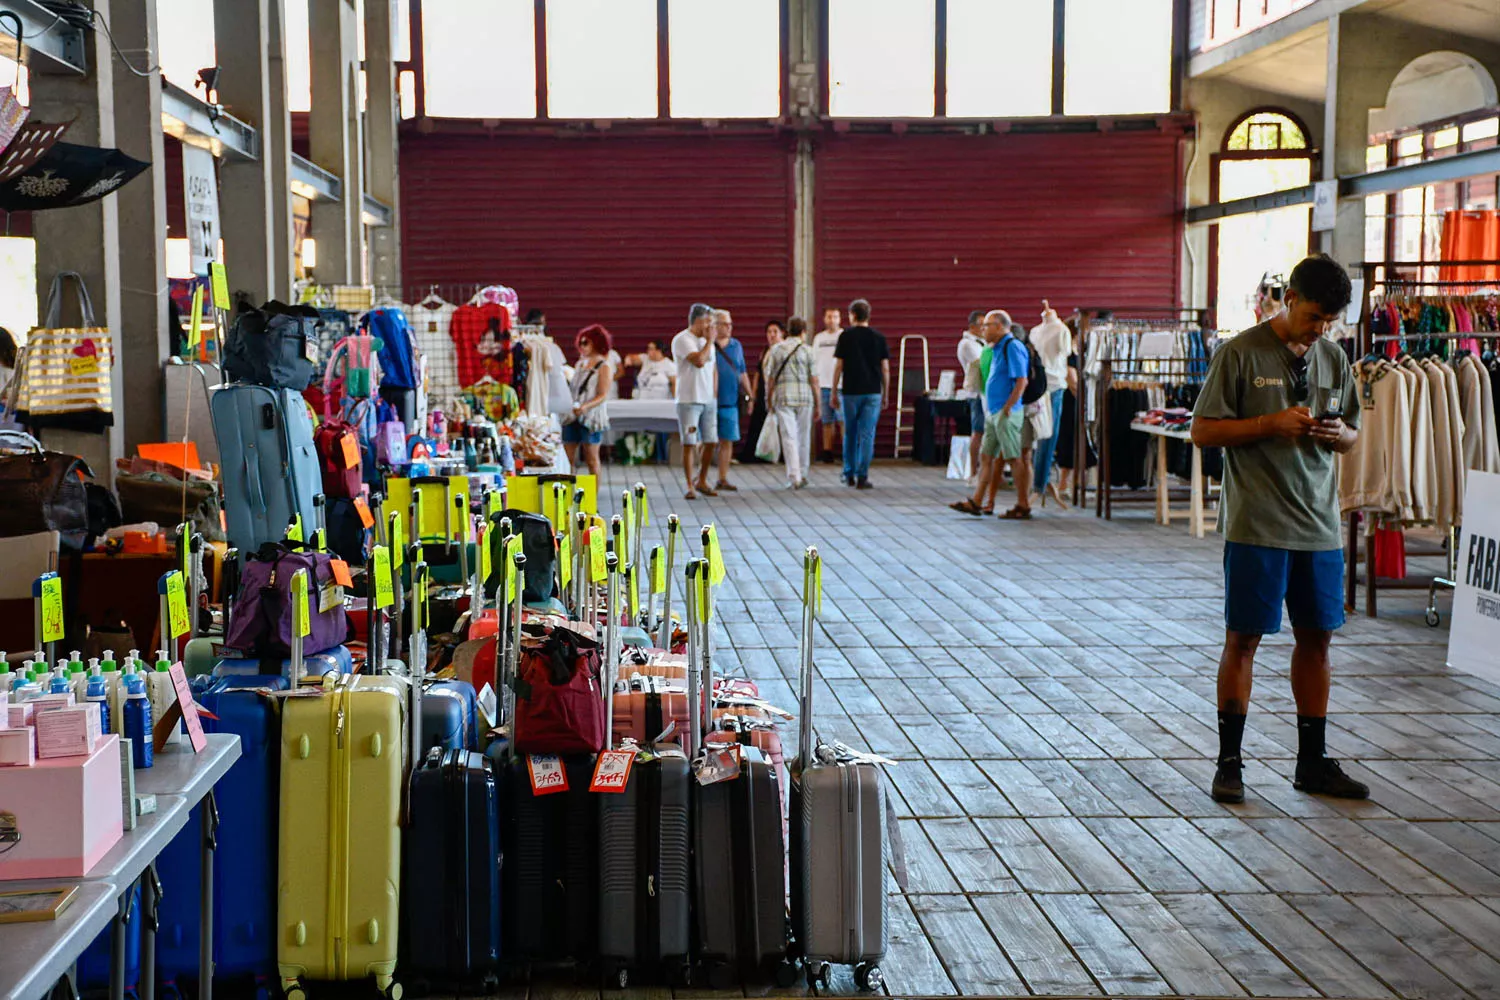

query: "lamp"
left=300, top=238, right=317, bottom=272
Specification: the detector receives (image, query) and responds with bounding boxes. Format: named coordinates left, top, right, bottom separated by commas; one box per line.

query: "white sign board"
left=182, top=145, right=220, bottom=276
left=1449, top=471, right=1500, bottom=683
left=1312, top=179, right=1338, bottom=233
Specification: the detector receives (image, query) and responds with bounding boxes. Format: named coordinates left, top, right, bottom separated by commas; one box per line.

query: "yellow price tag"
left=487, top=490, right=503, bottom=517
left=559, top=533, right=572, bottom=590
left=639, top=490, right=650, bottom=526
left=504, top=535, right=523, bottom=602
left=588, top=527, right=607, bottom=583
left=390, top=512, right=405, bottom=568
left=620, top=494, right=633, bottom=562
left=164, top=571, right=190, bottom=639
left=290, top=571, right=311, bottom=639
left=372, top=547, right=394, bottom=610
left=697, top=568, right=713, bottom=624
left=705, top=524, right=726, bottom=586
left=650, top=546, right=666, bottom=596
left=805, top=557, right=823, bottom=618
left=625, top=564, right=639, bottom=620
left=187, top=284, right=204, bottom=351
left=38, top=574, right=64, bottom=643
left=209, top=262, right=230, bottom=310
left=479, top=525, right=492, bottom=582
left=453, top=493, right=469, bottom=542
left=413, top=565, right=429, bottom=632
left=549, top=485, right=565, bottom=529
left=286, top=514, right=303, bottom=544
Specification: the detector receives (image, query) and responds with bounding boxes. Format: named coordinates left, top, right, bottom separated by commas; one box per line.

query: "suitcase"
left=789, top=548, right=886, bottom=992
left=403, top=748, right=501, bottom=987
left=157, top=676, right=287, bottom=992
left=611, top=675, right=692, bottom=748
left=278, top=674, right=407, bottom=998
left=500, top=754, right=599, bottom=963
left=163, top=359, right=221, bottom=465
left=211, top=383, right=321, bottom=556
left=422, top=678, right=478, bottom=752
left=215, top=643, right=353, bottom=680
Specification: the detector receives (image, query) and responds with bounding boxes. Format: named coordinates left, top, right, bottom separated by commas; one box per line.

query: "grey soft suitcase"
left=788, top=547, right=886, bottom=992
left=163, top=360, right=221, bottom=464
left=210, top=383, right=320, bottom=555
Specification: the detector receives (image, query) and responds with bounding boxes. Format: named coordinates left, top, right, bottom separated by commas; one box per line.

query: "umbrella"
left=0, top=140, right=148, bottom=211
left=0, top=87, right=26, bottom=158
left=0, top=118, right=70, bottom=184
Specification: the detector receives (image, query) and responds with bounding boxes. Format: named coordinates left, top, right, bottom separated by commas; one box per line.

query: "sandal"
left=696, top=483, right=719, bottom=497
left=980, top=505, right=995, bottom=515
left=949, top=499, right=983, bottom=516
left=715, top=481, right=738, bottom=492
left=685, top=489, right=698, bottom=500
left=999, top=506, right=1033, bottom=520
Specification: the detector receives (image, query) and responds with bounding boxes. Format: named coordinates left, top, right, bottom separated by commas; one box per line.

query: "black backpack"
left=223, top=300, right=322, bottom=390
left=1020, top=339, right=1047, bottom=405
left=484, top=508, right=558, bottom=605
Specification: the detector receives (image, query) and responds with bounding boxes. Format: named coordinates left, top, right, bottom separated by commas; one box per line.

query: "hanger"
left=418, top=285, right=447, bottom=310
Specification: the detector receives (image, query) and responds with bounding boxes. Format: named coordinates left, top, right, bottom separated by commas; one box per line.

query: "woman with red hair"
left=564, top=324, right=614, bottom=477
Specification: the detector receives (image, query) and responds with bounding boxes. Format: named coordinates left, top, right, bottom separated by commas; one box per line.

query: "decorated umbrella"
left=0, top=118, right=70, bottom=184
left=0, top=140, right=148, bottom=211
left=0, top=87, right=25, bottom=157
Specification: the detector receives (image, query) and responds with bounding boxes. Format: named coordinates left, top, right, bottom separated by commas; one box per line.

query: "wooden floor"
left=519, top=460, right=1492, bottom=1000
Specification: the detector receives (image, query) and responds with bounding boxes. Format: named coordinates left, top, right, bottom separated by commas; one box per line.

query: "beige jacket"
left=1457, top=355, right=1500, bottom=473
left=1399, top=358, right=1436, bottom=524
left=1340, top=361, right=1413, bottom=520
left=1422, top=362, right=1458, bottom=532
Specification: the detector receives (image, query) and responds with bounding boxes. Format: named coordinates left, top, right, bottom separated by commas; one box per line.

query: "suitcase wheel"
left=376, top=975, right=402, bottom=1000
left=806, top=962, right=831, bottom=991
left=706, top=963, right=735, bottom=991
left=774, top=960, right=802, bottom=989
left=602, top=965, right=629, bottom=991
left=281, top=981, right=305, bottom=1000
left=854, top=963, right=883, bottom=993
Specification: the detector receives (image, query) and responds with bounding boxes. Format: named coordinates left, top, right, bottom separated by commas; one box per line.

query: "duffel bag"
left=511, top=622, right=605, bottom=755
left=223, top=543, right=348, bottom=657
left=0, top=430, right=92, bottom=550
left=314, top=417, right=363, bottom=498
left=484, top=508, right=556, bottom=605
left=223, top=300, right=321, bottom=390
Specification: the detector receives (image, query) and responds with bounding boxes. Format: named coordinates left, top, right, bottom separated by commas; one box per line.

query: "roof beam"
left=160, top=81, right=260, bottom=161
left=0, top=0, right=88, bottom=75
left=361, top=193, right=393, bottom=227
left=290, top=153, right=342, bottom=202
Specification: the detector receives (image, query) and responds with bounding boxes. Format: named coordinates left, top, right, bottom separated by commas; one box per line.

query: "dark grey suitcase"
left=788, top=547, right=887, bottom=992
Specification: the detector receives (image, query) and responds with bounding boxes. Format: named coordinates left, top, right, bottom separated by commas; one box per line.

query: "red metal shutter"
left=813, top=131, right=1183, bottom=456
left=400, top=134, right=794, bottom=365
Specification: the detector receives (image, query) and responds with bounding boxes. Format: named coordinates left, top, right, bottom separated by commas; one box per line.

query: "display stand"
left=1129, top=421, right=1216, bottom=537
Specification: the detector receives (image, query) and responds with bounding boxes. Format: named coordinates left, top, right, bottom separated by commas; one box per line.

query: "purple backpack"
left=225, top=545, right=348, bottom=658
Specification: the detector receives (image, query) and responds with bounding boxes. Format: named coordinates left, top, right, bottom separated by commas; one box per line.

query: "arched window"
left=1224, top=111, right=1308, bottom=152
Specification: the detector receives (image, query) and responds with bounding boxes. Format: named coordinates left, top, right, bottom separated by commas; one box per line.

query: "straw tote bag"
left=14, top=271, right=116, bottom=428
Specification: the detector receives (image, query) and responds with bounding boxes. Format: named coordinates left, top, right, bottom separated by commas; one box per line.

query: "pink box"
left=7, top=702, right=33, bottom=728
left=36, top=704, right=102, bottom=758
left=0, top=726, right=33, bottom=766
left=0, top=734, right=123, bottom=878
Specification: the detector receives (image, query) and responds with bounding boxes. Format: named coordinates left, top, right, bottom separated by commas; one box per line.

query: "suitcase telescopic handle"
left=659, top=515, right=680, bottom=648
left=685, top=559, right=703, bottom=757
left=505, top=552, right=526, bottom=728
left=604, top=551, right=619, bottom=750
left=799, top=546, right=819, bottom=762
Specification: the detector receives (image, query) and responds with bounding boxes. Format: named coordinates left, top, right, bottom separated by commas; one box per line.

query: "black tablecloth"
left=912, top=395, right=972, bottom=465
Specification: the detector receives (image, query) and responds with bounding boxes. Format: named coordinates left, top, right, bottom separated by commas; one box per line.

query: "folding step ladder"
left=893, top=334, right=930, bottom=459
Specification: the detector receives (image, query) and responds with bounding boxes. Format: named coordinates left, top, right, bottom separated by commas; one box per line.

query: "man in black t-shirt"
left=830, top=298, right=890, bottom=489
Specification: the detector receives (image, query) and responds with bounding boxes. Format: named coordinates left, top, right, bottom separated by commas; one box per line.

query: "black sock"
left=1217, top=711, right=1246, bottom=764
left=1297, top=715, right=1327, bottom=765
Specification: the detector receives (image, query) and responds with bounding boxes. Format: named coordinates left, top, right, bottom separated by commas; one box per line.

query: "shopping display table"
left=0, top=881, right=121, bottom=1000
left=606, top=398, right=679, bottom=434
left=1129, top=421, right=1215, bottom=539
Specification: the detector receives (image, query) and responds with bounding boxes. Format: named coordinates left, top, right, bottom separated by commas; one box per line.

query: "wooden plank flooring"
left=486, top=465, right=1492, bottom=999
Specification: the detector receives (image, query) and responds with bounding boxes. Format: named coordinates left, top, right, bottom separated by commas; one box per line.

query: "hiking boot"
left=1211, top=756, right=1245, bottom=803
left=1293, top=758, right=1369, bottom=799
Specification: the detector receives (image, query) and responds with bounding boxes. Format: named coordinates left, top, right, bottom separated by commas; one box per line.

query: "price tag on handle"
left=35, top=573, right=64, bottom=644
left=372, top=547, right=395, bottom=610
left=208, top=262, right=231, bottom=310
left=705, top=524, right=726, bottom=586
left=588, top=527, right=607, bottom=584
left=649, top=546, right=666, bottom=596
left=290, top=570, right=311, bottom=639
left=163, top=571, right=190, bottom=639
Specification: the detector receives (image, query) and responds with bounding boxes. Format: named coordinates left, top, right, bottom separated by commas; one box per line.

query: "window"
left=1462, top=117, right=1499, bottom=143
left=395, top=0, right=412, bottom=62
left=668, top=0, right=780, bottom=119
left=547, top=0, right=657, bottom=119
left=422, top=0, right=536, bottom=118
left=156, top=0, right=216, bottom=93
left=945, top=0, right=1051, bottom=118
left=285, top=0, right=312, bottom=113
left=1063, top=0, right=1172, bottom=116
left=828, top=0, right=935, bottom=118
left=1225, top=112, right=1307, bottom=151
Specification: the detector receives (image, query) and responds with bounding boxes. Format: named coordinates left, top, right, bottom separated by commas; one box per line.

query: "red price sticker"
left=589, top=748, right=637, bottom=793
left=526, top=754, right=570, bottom=796
left=353, top=497, right=375, bottom=529
left=329, top=559, right=355, bottom=588
left=340, top=433, right=360, bottom=470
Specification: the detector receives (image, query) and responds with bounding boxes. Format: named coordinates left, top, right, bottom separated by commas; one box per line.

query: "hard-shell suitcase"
left=500, top=754, right=599, bottom=963
left=157, top=676, right=287, bottom=992
left=403, top=747, right=501, bottom=987
left=611, top=675, right=691, bottom=748
left=211, top=383, right=321, bottom=555
left=278, top=674, right=407, bottom=998
left=215, top=643, right=353, bottom=680
left=422, top=678, right=478, bottom=752
left=789, top=548, right=886, bottom=992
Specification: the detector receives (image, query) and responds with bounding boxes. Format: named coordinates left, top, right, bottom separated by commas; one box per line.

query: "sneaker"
left=794, top=479, right=808, bottom=490
left=856, top=479, right=873, bottom=490
left=844, top=476, right=855, bottom=487
left=1293, top=758, right=1370, bottom=799
left=1211, top=756, right=1245, bottom=803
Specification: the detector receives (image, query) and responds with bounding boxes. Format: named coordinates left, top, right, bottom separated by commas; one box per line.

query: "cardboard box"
left=0, top=734, right=123, bottom=878
left=0, top=726, right=34, bottom=766
left=7, top=702, right=34, bottom=728
left=36, top=703, right=102, bottom=758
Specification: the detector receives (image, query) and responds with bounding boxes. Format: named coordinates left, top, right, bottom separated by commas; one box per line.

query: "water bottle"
left=464, top=436, right=479, bottom=472
left=86, top=663, right=110, bottom=736
left=149, top=651, right=182, bottom=745
left=123, top=672, right=153, bottom=769
left=101, top=650, right=124, bottom=735
left=499, top=436, right=515, bottom=475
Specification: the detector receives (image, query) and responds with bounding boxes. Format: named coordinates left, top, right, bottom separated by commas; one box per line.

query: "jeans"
left=840, top=393, right=881, bottom=482
left=1032, top=388, right=1066, bottom=491
left=772, top=404, right=814, bottom=483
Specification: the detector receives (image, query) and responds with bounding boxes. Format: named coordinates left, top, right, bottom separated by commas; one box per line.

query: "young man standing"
left=764, top=316, right=818, bottom=489
left=710, top=309, right=751, bottom=492
left=812, top=307, right=843, bottom=463
left=951, top=310, right=1030, bottom=517
left=830, top=298, right=889, bottom=489
left=672, top=303, right=718, bottom=499
left=1192, top=253, right=1366, bottom=803
left=956, top=310, right=988, bottom=483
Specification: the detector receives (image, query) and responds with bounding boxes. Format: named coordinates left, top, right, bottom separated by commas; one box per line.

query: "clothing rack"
left=1345, top=259, right=1500, bottom=622
left=1074, top=309, right=1213, bottom=519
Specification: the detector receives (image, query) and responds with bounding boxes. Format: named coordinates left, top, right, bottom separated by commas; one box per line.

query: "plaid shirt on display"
left=765, top=337, right=816, bottom=410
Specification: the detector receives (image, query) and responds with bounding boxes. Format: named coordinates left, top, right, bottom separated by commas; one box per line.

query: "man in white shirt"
left=672, top=303, right=718, bottom=499
left=812, top=306, right=843, bottom=463
left=956, top=310, right=987, bottom=482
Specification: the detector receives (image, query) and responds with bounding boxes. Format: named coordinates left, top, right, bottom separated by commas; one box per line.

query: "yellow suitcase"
left=278, top=674, right=407, bottom=999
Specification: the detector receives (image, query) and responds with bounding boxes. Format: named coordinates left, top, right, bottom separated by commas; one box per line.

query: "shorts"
left=717, top=404, right=741, bottom=443
left=1223, top=541, right=1346, bottom=635
left=561, top=420, right=603, bottom=446
left=980, top=409, right=1024, bottom=461
left=1021, top=412, right=1040, bottom=450
left=968, top=396, right=985, bottom=434
left=676, top=401, right=719, bottom=446
left=819, top=387, right=843, bottom=424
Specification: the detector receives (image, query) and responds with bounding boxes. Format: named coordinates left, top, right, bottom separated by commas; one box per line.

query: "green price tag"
left=625, top=564, right=639, bottom=620
left=290, top=571, right=311, bottom=639
left=697, top=569, right=713, bottom=624
left=559, top=533, right=572, bottom=590
left=414, top=565, right=429, bottom=632
left=390, top=512, right=405, bottom=568
left=453, top=492, right=469, bottom=542
left=286, top=514, right=303, bottom=544
left=38, top=574, right=63, bottom=643
left=639, top=490, right=650, bottom=526
left=479, top=524, right=492, bottom=582
left=165, top=571, right=190, bottom=639
left=187, top=284, right=204, bottom=352
left=372, top=547, right=394, bottom=610
left=620, top=494, right=633, bottom=563
left=550, top=485, right=565, bottom=529
left=649, top=546, right=666, bottom=596
left=505, top=535, right=523, bottom=603
left=705, top=524, right=726, bottom=586
left=588, top=527, right=607, bottom=583
left=209, top=262, right=230, bottom=310
left=487, top=490, right=503, bottom=517
left=805, top=556, right=822, bottom=619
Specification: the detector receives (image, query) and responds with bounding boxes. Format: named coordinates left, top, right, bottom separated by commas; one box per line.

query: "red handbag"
left=512, top=624, right=606, bottom=754
left=314, top=418, right=362, bottom=498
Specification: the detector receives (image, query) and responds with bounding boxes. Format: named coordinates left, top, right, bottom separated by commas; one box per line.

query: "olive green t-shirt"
left=1192, top=322, right=1360, bottom=551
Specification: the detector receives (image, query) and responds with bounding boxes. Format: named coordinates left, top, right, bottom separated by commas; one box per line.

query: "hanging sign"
left=182, top=144, right=220, bottom=277
left=1449, top=472, right=1500, bottom=684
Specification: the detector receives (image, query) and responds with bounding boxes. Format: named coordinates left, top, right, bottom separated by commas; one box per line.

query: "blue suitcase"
left=210, top=383, right=321, bottom=556
left=422, top=679, right=478, bottom=752
left=156, top=676, right=287, bottom=993
left=76, top=885, right=141, bottom=998
left=215, top=644, right=353, bottom=679
left=403, top=748, right=501, bottom=986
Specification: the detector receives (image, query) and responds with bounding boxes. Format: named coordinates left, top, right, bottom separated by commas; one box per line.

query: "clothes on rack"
left=1057, top=352, right=1095, bottom=471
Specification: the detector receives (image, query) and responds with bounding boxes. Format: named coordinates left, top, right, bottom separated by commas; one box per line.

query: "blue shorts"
left=968, top=396, right=985, bottom=434
left=676, top=402, right=718, bottom=446
left=1224, top=541, right=1345, bottom=635
left=819, top=387, right=842, bottom=424
left=717, top=405, right=741, bottom=443
left=561, top=421, right=603, bottom=446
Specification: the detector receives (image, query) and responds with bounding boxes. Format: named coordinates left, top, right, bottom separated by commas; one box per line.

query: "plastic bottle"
left=86, top=662, right=110, bottom=736
left=463, top=436, right=478, bottom=472
left=0, top=655, right=11, bottom=696
left=123, top=672, right=153, bottom=769
left=499, top=436, right=515, bottom=475
left=148, top=651, right=182, bottom=745
left=49, top=664, right=72, bottom=696
left=100, top=651, right=124, bottom=735
left=13, top=661, right=40, bottom=702
left=70, top=654, right=89, bottom=703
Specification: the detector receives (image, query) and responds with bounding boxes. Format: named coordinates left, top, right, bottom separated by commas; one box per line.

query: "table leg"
left=1155, top=440, right=1169, bottom=526
left=200, top=790, right=219, bottom=1000
left=109, top=887, right=130, bottom=1000
left=141, top=863, right=160, bottom=1000
left=1190, top=445, right=1204, bottom=539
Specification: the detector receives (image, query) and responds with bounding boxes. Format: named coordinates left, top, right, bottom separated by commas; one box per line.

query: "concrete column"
left=30, top=0, right=122, bottom=478
left=308, top=0, right=364, bottom=285
left=266, top=0, right=294, bottom=299
left=364, top=0, right=401, bottom=292
left=216, top=0, right=294, bottom=304
left=787, top=0, right=819, bottom=319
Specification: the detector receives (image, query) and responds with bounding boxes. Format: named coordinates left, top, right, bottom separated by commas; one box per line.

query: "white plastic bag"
left=946, top=436, right=971, bottom=480
left=754, top=412, right=781, bottom=462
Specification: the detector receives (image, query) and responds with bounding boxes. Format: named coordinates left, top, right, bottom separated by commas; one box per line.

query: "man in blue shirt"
left=951, top=310, right=1032, bottom=518
left=709, top=309, right=752, bottom=492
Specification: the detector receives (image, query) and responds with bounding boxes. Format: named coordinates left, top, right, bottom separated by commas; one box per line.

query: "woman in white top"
left=562, top=325, right=615, bottom=478
left=631, top=340, right=678, bottom=400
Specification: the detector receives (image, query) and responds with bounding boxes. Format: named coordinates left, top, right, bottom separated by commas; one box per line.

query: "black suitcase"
left=598, top=746, right=692, bottom=988
left=404, top=747, right=502, bottom=988
left=501, top=753, right=599, bottom=964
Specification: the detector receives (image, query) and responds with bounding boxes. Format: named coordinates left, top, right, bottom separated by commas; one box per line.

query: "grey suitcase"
left=788, top=547, right=887, bottom=992
left=163, top=359, right=221, bottom=464
left=210, top=383, right=321, bottom=555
